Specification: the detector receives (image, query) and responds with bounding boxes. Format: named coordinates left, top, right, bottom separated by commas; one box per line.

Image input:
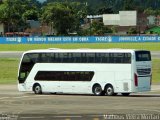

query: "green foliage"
left=145, top=26, right=160, bottom=35
left=111, top=26, right=118, bottom=34
left=0, top=0, right=41, bottom=32
left=144, top=8, right=155, bottom=15
left=41, top=2, right=87, bottom=35
left=22, top=9, right=39, bottom=21
left=128, top=28, right=137, bottom=35
left=0, top=3, right=8, bottom=24
left=45, top=0, right=160, bottom=14
left=97, top=7, right=114, bottom=14
left=122, top=0, right=134, bottom=10
left=144, top=8, right=160, bottom=16
left=41, top=2, right=75, bottom=35
left=90, top=21, right=112, bottom=35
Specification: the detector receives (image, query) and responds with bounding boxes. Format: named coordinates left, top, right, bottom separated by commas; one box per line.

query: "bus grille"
left=137, top=68, right=151, bottom=75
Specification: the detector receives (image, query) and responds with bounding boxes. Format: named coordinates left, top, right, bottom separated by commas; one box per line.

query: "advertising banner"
left=0, top=36, right=160, bottom=44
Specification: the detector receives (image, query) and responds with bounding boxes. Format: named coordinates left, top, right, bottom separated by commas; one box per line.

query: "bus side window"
left=81, top=53, right=87, bottom=63
left=87, top=53, right=95, bottom=63
left=50, top=53, right=55, bottom=63
left=54, top=53, right=61, bottom=63
left=95, top=53, right=101, bottom=63
left=125, top=53, right=131, bottom=63
left=103, top=53, right=109, bottom=63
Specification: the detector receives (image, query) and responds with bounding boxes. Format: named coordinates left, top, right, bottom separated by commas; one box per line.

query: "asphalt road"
left=0, top=85, right=160, bottom=120
left=0, top=51, right=160, bottom=59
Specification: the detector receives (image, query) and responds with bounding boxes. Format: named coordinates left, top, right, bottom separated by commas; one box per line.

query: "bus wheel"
left=105, top=85, right=114, bottom=96
left=33, top=84, right=42, bottom=94
left=93, top=84, right=102, bottom=96
left=122, top=93, right=130, bottom=96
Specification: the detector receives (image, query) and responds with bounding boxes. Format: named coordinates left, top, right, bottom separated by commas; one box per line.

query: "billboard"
left=0, top=36, right=160, bottom=44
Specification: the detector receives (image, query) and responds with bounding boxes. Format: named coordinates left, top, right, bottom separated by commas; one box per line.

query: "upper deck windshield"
left=135, top=51, right=151, bottom=61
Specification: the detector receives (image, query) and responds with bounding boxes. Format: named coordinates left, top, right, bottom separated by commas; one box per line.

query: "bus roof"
left=23, top=48, right=149, bottom=54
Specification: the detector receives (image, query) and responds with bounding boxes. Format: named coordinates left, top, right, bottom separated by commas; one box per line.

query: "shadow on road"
left=25, top=92, right=160, bottom=98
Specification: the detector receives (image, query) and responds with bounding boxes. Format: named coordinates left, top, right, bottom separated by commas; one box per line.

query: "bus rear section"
left=133, top=51, right=152, bottom=92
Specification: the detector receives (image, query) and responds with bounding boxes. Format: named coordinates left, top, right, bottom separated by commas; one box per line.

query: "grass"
left=0, top=58, right=19, bottom=84
left=0, top=58, right=159, bottom=84
left=152, top=59, right=160, bottom=83
left=0, top=42, right=160, bottom=51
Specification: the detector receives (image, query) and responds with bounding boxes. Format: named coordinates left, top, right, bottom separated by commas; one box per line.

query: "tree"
left=0, top=0, right=40, bottom=32
left=0, top=0, right=23, bottom=32
left=128, top=27, right=137, bottom=35
left=90, top=21, right=112, bottom=35
left=144, top=8, right=155, bottom=15
left=41, top=2, right=87, bottom=35
left=22, top=9, right=39, bottom=21
left=123, top=0, right=134, bottom=10
left=97, top=7, right=113, bottom=14
left=111, top=26, right=118, bottom=34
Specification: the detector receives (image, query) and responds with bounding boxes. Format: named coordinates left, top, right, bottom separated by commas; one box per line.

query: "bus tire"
left=92, top=84, right=102, bottom=96
left=33, top=84, right=42, bottom=94
left=122, top=93, right=130, bottom=96
left=105, top=84, right=114, bottom=96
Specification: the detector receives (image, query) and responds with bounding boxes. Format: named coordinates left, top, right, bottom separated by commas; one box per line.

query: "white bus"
left=18, top=48, right=152, bottom=96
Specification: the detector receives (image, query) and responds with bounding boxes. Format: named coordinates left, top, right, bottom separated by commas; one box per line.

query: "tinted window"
left=34, top=52, right=131, bottom=64
left=136, top=51, right=151, bottom=61
left=35, top=71, right=94, bottom=81
left=19, top=53, right=39, bottom=83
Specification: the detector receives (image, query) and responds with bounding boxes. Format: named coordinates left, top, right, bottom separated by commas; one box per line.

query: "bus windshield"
left=18, top=53, right=38, bottom=83
left=135, top=51, right=151, bottom=61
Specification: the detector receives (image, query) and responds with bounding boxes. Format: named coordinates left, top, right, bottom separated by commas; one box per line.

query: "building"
left=103, top=14, right=119, bottom=26
left=102, top=11, right=138, bottom=35
left=103, top=11, right=137, bottom=26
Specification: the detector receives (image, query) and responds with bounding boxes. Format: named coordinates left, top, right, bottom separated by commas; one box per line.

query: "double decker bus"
left=18, top=48, right=152, bottom=96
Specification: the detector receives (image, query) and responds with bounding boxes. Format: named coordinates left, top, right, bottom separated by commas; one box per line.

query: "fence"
left=0, top=36, right=160, bottom=44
